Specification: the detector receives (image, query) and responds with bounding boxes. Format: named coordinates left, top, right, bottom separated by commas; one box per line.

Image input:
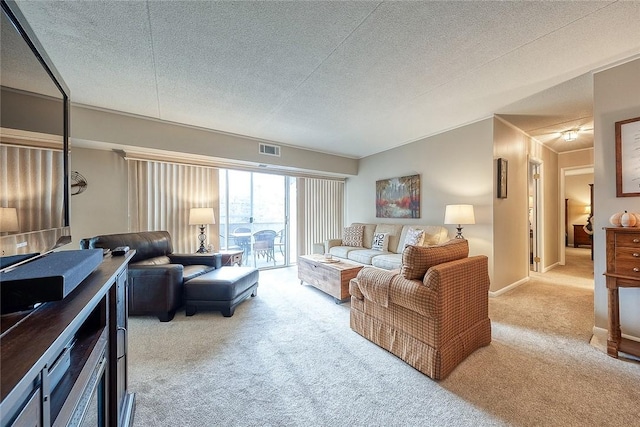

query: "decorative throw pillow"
left=343, top=225, right=364, bottom=247
left=371, top=232, right=389, bottom=251
left=403, top=227, right=425, bottom=248
left=401, top=239, right=469, bottom=280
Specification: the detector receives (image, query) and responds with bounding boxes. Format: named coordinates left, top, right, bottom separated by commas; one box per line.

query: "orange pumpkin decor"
left=610, top=210, right=639, bottom=227
left=620, top=211, right=637, bottom=227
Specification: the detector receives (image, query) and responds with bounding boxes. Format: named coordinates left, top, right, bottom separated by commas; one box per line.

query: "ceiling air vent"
left=259, top=143, right=281, bottom=157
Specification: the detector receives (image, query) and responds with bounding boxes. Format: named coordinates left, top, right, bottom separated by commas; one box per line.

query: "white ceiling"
left=13, top=1, right=640, bottom=158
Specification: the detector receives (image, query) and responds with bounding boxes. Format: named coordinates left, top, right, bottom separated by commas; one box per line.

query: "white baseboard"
left=541, top=262, right=559, bottom=273
left=489, top=276, right=530, bottom=297
left=592, top=326, right=640, bottom=343
left=591, top=326, right=640, bottom=361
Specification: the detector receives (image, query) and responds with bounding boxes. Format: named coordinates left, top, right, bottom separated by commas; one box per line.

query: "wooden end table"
left=218, top=249, right=244, bottom=266
left=298, top=254, right=363, bottom=303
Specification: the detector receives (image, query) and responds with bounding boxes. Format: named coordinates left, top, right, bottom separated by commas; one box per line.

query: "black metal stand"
left=455, top=225, right=464, bottom=239
left=196, top=225, right=208, bottom=253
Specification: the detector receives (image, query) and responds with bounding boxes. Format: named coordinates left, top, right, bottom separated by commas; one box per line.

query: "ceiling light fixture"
left=562, top=130, right=578, bottom=142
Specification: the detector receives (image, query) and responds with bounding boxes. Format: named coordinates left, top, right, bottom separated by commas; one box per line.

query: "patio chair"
left=274, top=229, right=285, bottom=256
left=253, top=229, right=277, bottom=266
left=233, top=227, right=252, bottom=257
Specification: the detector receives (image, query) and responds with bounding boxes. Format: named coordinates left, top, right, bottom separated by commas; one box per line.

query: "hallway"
left=533, top=246, right=594, bottom=289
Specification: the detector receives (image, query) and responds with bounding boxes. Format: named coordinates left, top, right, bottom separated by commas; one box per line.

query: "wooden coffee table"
left=298, top=254, right=363, bottom=303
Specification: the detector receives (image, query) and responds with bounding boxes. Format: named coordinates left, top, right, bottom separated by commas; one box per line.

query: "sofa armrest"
left=353, top=267, right=436, bottom=316
left=168, top=253, right=218, bottom=267
left=349, top=278, right=364, bottom=300
left=127, top=264, right=184, bottom=317
left=129, top=263, right=184, bottom=283
left=326, top=239, right=343, bottom=252
left=353, top=267, right=398, bottom=307
left=423, top=255, right=490, bottom=340
left=389, top=275, right=438, bottom=318
left=312, top=243, right=325, bottom=255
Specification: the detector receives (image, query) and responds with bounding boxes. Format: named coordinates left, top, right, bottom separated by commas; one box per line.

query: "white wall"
left=68, top=147, right=129, bottom=248
left=493, top=119, right=530, bottom=288
left=492, top=118, right=559, bottom=287
left=593, top=58, right=640, bottom=338
left=559, top=148, right=594, bottom=170
left=71, top=106, right=358, bottom=177
left=346, top=119, right=495, bottom=283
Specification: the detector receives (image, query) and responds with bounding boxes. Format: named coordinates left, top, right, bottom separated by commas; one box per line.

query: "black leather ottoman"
left=184, top=267, right=259, bottom=317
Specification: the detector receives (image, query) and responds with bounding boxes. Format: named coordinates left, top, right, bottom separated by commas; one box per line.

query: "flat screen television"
left=0, top=0, right=71, bottom=271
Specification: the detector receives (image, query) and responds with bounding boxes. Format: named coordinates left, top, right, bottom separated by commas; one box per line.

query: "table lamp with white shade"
left=0, top=207, right=19, bottom=234
left=189, top=207, right=215, bottom=253
left=444, top=204, right=475, bottom=239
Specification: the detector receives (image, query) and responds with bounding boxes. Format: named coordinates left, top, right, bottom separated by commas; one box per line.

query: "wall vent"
left=259, top=143, right=281, bottom=157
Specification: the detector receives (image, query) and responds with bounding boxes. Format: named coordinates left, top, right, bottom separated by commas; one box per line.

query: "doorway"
left=560, top=167, right=594, bottom=267
left=218, top=170, right=297, bottom=269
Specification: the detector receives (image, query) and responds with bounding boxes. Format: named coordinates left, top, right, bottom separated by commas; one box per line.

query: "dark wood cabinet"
left=1, top=253, right=135, bottom=427
left=573, top=224, right=591, bottom=247
left=605, top=227, right=640, bottom=359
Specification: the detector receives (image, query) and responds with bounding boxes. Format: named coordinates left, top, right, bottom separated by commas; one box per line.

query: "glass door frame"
left=219, top=169, right=295, bottom=269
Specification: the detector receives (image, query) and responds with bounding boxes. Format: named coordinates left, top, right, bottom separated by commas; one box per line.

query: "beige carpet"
left=128, top=248, right=640, bottom=426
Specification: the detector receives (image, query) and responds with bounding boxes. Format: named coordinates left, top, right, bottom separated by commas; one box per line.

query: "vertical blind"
left=0, top=145, right=64, bottom=233
left=128, top=160, right=215, bottom=253
left=300, top=178, right=344, bottom=255
left=126, top=158, right=344, bottom=257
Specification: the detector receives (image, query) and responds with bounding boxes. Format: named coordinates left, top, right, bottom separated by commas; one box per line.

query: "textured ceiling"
left=12, top=1, right=640, bottom=158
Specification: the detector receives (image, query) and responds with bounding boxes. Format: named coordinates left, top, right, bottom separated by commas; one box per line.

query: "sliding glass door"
left=219, top=170, right=296, bottom=269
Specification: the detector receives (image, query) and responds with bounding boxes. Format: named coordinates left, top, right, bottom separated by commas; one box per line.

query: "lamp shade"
left=444, top=204, right=475, bottom=225
left=0, top=207, right=19, bottom=232
left=189, top=208, right=215, bottom=225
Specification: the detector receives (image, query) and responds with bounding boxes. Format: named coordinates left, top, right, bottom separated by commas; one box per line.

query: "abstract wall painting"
left=375, top=174, right=420, bottom=218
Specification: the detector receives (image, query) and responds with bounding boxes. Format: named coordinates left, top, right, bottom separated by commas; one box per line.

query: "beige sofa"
left=349, top=239, right=491, bottom=380
left=319, top=223, right=449, bottom=270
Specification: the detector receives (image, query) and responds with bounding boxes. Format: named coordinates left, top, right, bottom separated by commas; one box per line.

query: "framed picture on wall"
left=497, top=158, right=508, bottom=198
left=375, top=174, right=420, bottom=218
left=615, top=116, right=640, bottom=197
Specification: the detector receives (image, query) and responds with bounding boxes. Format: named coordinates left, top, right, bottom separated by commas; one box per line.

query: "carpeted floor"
left=128, top=248, right=640, bottom=426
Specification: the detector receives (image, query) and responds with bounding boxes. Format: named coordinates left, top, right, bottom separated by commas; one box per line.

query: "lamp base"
left=196, top=225, right=209, bottom=253
left=454, top=225, right=465, bottom=239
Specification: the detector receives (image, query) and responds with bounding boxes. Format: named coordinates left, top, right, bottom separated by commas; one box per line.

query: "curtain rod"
left=114, top=149, right=346, bottom=182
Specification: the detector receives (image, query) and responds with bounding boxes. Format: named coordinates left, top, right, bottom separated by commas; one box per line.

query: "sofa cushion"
left=348, top=249, right=392, bottom=265
left=371, top=253, right=402, bottom=270
left=371, top=232, right=389, bottom=251
left=343, top=225, right=364, bottom=247
left=329, top=245, right=362, bottom=259
left=183, top=265, right=216, bottom=282
left=184, top=267, right=259, bottom=301
left=401, top=239, right=469, bottom=280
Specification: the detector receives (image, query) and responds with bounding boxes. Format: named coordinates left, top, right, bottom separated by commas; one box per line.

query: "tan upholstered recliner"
left=349, top=239, right=491, bottom=380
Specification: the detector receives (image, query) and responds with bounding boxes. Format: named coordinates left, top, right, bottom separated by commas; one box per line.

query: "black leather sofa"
left=80, top=231, right=216, bottom=321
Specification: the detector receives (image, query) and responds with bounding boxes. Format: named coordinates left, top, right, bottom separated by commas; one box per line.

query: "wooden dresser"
left=604, top=227, right=640, bottom=358
left=573, top=224, right=591, bottom=248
